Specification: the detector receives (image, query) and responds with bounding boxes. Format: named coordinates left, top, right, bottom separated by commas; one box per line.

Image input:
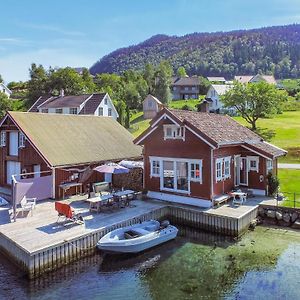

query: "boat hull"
left=97, top=222, right=178, bottom=253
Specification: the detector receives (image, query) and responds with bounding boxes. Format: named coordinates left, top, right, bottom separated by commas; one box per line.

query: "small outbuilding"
left=142, top=94, right=164, bottom=119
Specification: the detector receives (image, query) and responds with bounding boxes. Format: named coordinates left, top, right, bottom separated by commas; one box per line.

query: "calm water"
left=1, top=225, right=300, bottom=300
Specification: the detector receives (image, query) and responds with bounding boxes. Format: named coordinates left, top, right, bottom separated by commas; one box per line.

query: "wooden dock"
left=0, top=196, right=271, bottom=279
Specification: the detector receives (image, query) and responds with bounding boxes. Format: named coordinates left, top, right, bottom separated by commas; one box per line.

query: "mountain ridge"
left=90, top=24, right=300, bottom=79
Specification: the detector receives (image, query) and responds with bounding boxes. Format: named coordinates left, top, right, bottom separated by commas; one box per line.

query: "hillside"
left=90, top=24, right=300, bottom=79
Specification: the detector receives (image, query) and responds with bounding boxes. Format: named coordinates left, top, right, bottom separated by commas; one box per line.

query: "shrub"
left=267, top=173, right=280, bottom=196
left=181, top=104, right=194, bottom=111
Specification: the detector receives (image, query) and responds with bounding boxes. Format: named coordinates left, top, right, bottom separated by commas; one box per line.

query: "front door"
left=234, top=155, right=240, bottom=186
left=239, top=157, right=248, bottom=185
left=6, top=161, right=21, bottom=185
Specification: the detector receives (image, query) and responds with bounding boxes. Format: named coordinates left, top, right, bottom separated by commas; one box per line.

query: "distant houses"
left=171, top=76, right=200, bottom=100
left=207, top=77, right=226, bottom=84
left=28, top=92, right=119, bottom=120
left=0, top=83, right=12, bottom=98
left=143, top=94, right=164, bottom=119
left=234, top=74, right=277, bottom=85
left=205, top=84, right=233, bottom=112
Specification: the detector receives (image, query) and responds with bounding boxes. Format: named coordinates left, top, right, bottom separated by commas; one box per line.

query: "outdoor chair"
left=20, top=196, right=37, bottom=217
left=55, top=201, right=84, bottom=225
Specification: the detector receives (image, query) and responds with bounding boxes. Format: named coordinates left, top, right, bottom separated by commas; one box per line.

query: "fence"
left=276, top=191, right=300, bottom=208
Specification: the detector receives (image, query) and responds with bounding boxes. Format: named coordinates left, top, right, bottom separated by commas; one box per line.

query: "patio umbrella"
left=93, top=163, right=129, bottom=174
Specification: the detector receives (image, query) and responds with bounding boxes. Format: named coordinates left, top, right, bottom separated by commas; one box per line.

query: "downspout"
left=210, top=148, right=214, bottom=205
left=52, top=167, right=56, bottom=199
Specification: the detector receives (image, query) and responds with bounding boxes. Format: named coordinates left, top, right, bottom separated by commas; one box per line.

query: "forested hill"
left=90, top=24, right=300, bottom=79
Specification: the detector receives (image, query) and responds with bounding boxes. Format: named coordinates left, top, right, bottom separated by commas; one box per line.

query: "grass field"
left=234, top=111, right=300, bottom=163
left=278, top=169, right=300, bottom=207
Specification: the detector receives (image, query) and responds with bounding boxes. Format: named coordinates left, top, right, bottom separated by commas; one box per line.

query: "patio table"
left=231, top=192, right=247, bottom=205
left=113, top=190, right=135, bottom=207
left=86, top=194, right=114, bottom=213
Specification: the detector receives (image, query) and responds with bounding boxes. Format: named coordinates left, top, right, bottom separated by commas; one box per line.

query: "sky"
left=1, top=0, right=300, bottom=82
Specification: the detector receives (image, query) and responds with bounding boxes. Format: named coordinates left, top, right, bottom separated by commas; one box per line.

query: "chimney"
left=200, top=100, right=210, bottom=113
left=60, top=89, right=64, bottom=97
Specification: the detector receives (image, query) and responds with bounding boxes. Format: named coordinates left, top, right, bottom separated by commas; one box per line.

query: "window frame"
left=55, top=108, right=63, bottom=114
left=248, top=156, right=259, bottom=172
left=163, top=125, right=185, bottom=140
left=41, top=109, right=48, bottom=113
left=216, top=158, right=223, bottom=182
left=190, top=161, right=202, bottom=183
left=69, top=107, right=78, bottom=114
left=108, top=108, right=112, bottom=116
left=150, top=159, right=160, bottom=177
left=223, top=156, right=231, bottom=179
left=0, top=131, right=6, bottom=147
left=19, top=132, right=26, bottom=148
left=266, top=159, right=273, bottom=174
left=98, top=107, right=104, bottom=116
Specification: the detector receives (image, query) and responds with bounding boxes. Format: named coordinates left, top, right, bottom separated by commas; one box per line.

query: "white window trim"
left=150, top=158, right=160, bottom=177
left=190, top=161, right=203, bottom=183
left=0, top=131, right=6, bottom=147
left=223, top=156, right=231, bottom=179
left=266, top=159, right=273, bottom=174
left=149, top=156, right=203, bottom=194
left=247, top=156, right=259, bottom=172
left=19, top=132, right=26, bottom=148
left=163, top=125, right=185, bottom=141
left=216, top=158, right=223, bottom=182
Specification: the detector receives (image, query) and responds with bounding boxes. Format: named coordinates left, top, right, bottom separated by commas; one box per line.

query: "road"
left=278, top=163, right=300, bottom=169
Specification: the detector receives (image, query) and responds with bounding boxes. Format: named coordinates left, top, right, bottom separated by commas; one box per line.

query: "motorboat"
left=97, top=220, right=178, bottom=253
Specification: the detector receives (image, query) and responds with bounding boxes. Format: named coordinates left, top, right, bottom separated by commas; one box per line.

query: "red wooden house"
left=0, top=112, right=141, bottom=199
left=134, top=108, right=286, bottom=207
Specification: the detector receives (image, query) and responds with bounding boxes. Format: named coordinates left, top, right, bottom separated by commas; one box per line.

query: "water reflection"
left=0, top=225, right=299, bottom=300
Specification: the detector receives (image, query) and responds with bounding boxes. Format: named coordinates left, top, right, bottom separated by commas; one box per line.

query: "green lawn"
left=278, top=169, right=300, bottom=207
left=168, top=96, right=205, bottom=110
left=129, top=111, right=151, bottom=138
left=234, top=111, right=300, bottom=163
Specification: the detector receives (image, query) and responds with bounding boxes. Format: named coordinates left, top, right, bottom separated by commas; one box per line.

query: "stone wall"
left=112, top=168, right=143, bottom=191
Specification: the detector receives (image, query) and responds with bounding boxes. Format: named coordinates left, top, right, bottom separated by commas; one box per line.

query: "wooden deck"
left=0, top=194, right=274, bottom=278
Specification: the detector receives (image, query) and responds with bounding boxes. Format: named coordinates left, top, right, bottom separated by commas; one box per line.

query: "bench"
left=213, top=194, right=230, bottom=207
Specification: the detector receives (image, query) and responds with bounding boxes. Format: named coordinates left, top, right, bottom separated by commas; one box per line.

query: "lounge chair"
left=55, top=201, right=84, bottom=225
left=20, top=196, right=36, bottom=216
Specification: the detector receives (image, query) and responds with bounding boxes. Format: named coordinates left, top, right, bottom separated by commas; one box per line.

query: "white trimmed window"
left=163, top=125, right=185, bottom=140
left=150, top=160, right=160, bottom=177
left=69, top=107, right=78, bottom=114
left=19, top=132, right=26, bottom=148
left=0, top=131, right=6, bottom=147
left=216, top=158, right=223, bottom=182
left=41, top=109, right=48, bottom=113
left=224, top=156, right=231, bottom=178
left=248, top=156, right=259, bottom=172
left=98, top=107, right=103, bottom=116
left=104, top=97, right=108, bottom=105
left=108, top=108, right=112, bottom=116
left=55, top=108, right=63, bottom=114
left=190, top=162, right=202, bottom=183
left=266, top=159, right=273, bottom=173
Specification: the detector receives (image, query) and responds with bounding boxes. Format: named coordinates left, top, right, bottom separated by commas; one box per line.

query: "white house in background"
left=28, top=92, right=119, bottom=120
left=143, top=94, right=164, bottom=119
left=205, top=84, right=233, bottom=112
left=207, top=76, right=226, bottom=84
left=234, top=74, right=277, bottom=85
left=0, top=83, right=12, bottom=98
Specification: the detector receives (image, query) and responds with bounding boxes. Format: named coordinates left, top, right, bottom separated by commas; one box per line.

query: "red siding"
left=142, top=123, right=212, bottom=201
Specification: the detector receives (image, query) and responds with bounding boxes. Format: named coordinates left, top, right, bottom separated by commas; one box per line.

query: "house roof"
left=28, top=95, right=53, bottom=112
left=143, top=94, right=163, bottom=105
left=135, top=108, right=286, bottom=158
left=207, top=77, right=226, bottom=82
left=171, top=77, right=199, bottom=86
left=0, top=83, right=12, bottom=95
left=234, top=75, right=277, bottom=84
left=78, top=93, right=107, bottom=114
left=210, top=84, right=233, bottom=95
left=7, top=112, right=142, bottom=167
left=38, top=94, right=92, bottom=109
